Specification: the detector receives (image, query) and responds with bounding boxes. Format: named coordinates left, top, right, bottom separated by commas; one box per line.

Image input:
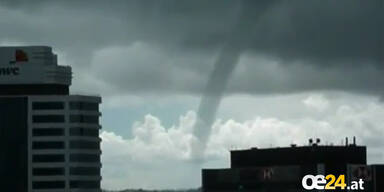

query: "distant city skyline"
left=0, top=0, right=383, bottom=190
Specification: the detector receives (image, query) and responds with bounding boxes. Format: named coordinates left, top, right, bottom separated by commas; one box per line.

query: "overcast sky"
left=1, top=0, right=383, bottom=190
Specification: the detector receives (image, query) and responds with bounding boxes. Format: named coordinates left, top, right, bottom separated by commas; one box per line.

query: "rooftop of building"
left=230, top=137, right=367, bottom=167
left=0, top=46, right=72, bottom=87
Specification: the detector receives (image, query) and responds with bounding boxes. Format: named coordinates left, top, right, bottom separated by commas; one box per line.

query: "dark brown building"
left=202, top=139, right=383, bottom=192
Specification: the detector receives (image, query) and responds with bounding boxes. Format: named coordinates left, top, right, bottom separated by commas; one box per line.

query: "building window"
left=70, top=127, right=99, bottom=137
left=33, top=128, right=64, bottom=136
left=33, top=168, right=65, bottom=176
left=70, top=167, right=100, bottom=176
left=33, top=154, right=65, bottom=163
left=32, top=102, right=64, bottom=110
left=69, top=154, right=100, bottom=163
left=69, top=102, right=99, bottom=111
left=32, top=115, right=65, bottom=123
left=70, top=181, right=100, bottom=189
left=70, top=115, right=99, bottom=124
left=70, top=140, right=100, bottom=150
left=32, top=141, right=65, bottom=150
left=33, top=181, right=65, bottom=189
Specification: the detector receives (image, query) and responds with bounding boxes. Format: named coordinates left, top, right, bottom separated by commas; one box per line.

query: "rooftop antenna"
left=309, top=138, right=313, bottom=146
left=353, top=136, right=356, bottom=146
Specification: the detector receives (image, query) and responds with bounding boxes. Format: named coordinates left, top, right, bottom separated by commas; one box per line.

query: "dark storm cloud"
left=0, top=0, right=383, bottom=95
left=249, top=0, right=383, bottom=66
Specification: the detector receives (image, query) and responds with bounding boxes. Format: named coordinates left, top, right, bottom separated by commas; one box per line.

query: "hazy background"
left=0, top=0, right=383, bottom=190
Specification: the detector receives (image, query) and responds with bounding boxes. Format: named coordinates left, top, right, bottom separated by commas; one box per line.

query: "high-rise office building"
left=0, top=46, right=102, bottom=192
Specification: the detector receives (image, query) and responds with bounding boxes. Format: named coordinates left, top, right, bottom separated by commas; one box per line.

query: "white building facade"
left=0, top=46, right=102, bottom=192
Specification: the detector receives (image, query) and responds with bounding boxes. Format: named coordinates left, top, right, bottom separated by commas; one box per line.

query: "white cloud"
left=101, top=111, right=201, bottom=190
left=101, top=99, right=384, bottom=190
left=303, top=94, right=330, bottom=111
